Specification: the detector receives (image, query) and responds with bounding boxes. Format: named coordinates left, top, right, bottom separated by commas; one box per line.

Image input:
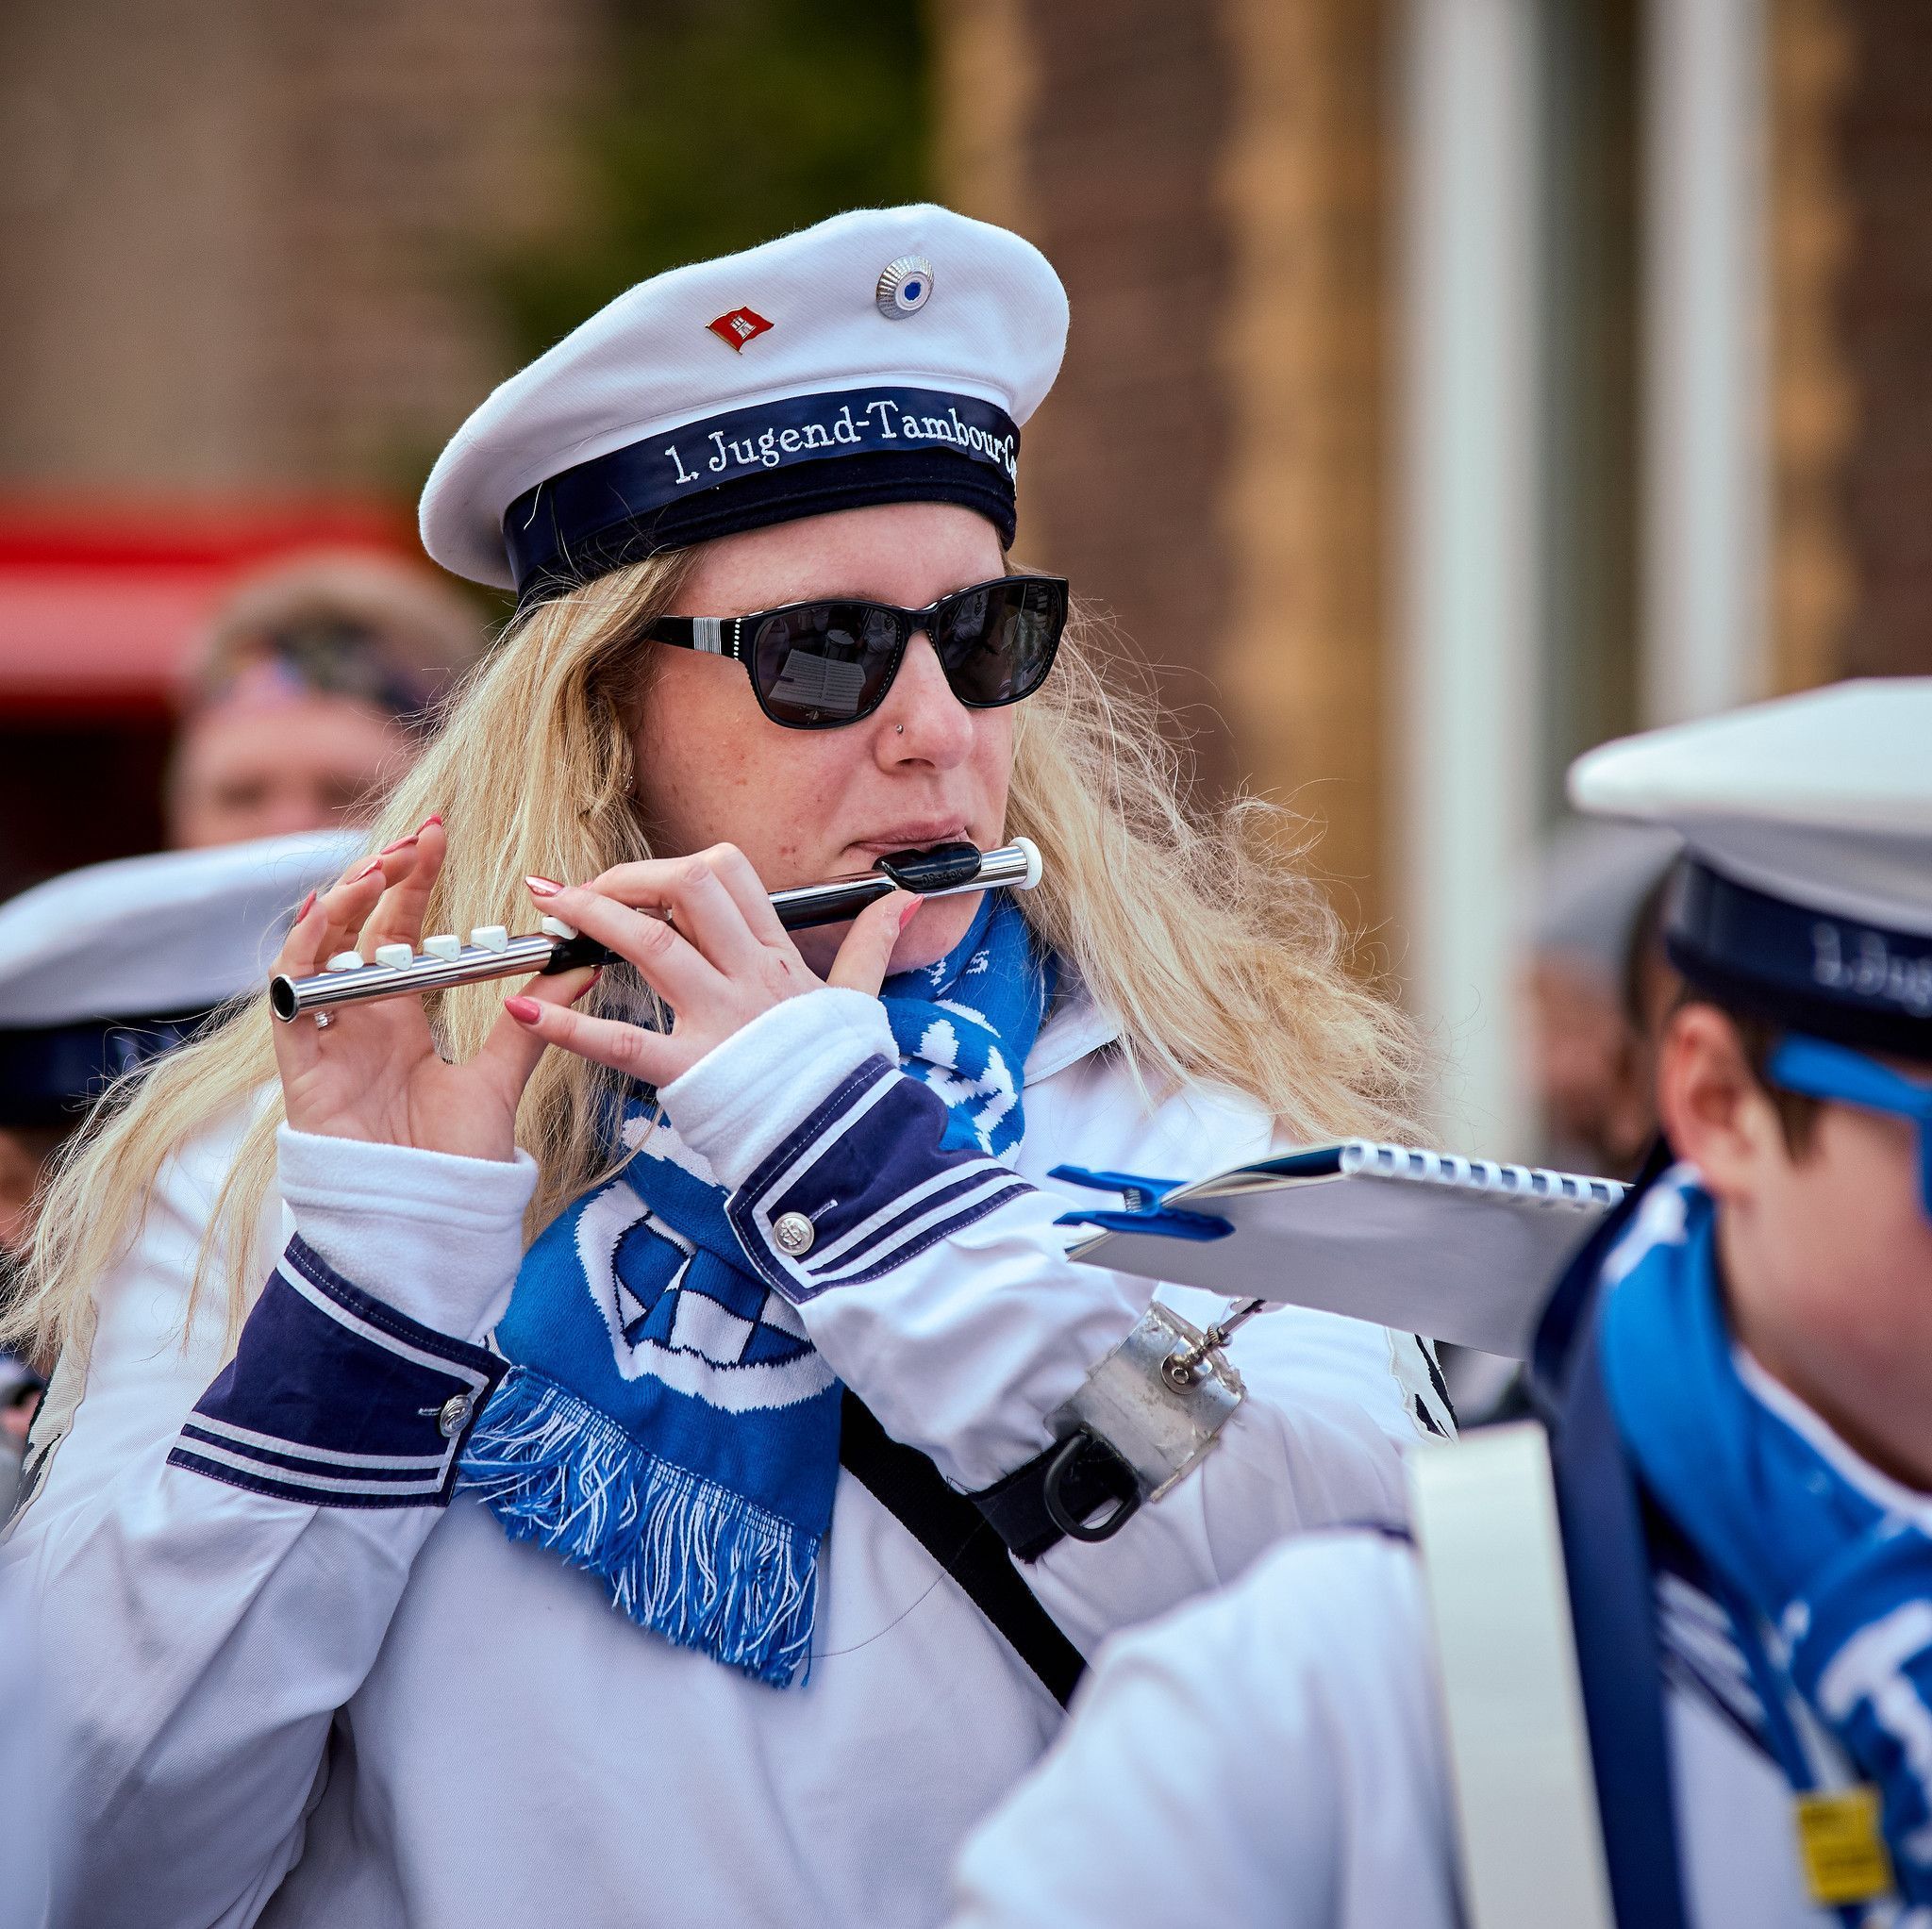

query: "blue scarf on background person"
left=458, top=892, right=1054, bottom=1687
left=1600, top=1170, right=1932, bottom=1904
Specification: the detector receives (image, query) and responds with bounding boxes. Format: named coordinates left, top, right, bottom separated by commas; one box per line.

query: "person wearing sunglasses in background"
left=4, top=208, right=1449, bottom=1929
left=945, top=679, right=1932, bottom=1929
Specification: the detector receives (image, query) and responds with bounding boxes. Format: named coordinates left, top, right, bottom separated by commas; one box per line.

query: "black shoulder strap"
left=838, top=1390, right=1087, bottom=1709
left=1549, top=1316, right=1691, bottom=1929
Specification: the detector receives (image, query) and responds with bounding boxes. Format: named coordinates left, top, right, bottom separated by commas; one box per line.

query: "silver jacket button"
left=436, top=1393, right=475, bottom=1439
left=772, top=1211, right=816, bottom=1256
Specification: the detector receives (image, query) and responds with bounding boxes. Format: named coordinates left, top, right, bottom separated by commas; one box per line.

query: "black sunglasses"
left=641, top=574, right=1068, bottom=730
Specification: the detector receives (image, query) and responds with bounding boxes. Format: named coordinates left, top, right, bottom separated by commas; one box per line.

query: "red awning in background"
left=0, top=501, right=411, bottom=716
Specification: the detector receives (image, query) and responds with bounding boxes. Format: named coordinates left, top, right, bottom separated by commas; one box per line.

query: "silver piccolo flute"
left=268, top=838, right=1042, bottom=1023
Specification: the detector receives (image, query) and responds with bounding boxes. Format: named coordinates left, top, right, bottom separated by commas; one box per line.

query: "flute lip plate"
left=874, top=840, right=983, bottom=892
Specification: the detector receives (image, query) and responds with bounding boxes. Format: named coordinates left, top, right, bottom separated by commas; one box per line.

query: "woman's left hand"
left=507, top=843, right=918, bottom=1085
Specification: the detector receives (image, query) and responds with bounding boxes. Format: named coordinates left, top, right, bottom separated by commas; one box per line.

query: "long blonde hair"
left=10, top=550, right=1420, bottom=1367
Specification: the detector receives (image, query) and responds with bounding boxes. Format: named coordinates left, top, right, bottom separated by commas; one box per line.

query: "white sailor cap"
left=1568, top=679, right=1932, bottom=1057
left=420, top=204, right=1068, bottom=606
left=0, top=829, right=358, bottom=1125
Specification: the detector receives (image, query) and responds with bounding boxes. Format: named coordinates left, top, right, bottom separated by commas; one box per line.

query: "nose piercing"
left=314, top=1012, right=335, bottom=1030
left=895, top=723, right=905, bottom=736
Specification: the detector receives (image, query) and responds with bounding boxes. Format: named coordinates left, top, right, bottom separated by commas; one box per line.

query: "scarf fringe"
left=459, top=1366, right=817, bottom=1688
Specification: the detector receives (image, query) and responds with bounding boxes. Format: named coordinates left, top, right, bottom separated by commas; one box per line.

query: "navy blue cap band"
left=1667, top=860, right=1932, bottom=1060
left=0, top=1009, right=217, bottom=1128
left=504, top=385, right=1021, bottom=605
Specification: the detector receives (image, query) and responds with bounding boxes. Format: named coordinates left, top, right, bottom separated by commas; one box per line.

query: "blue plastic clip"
left=1047, top=1164, right=1235, bottom=1244
left=1048, top=1165, right=1184, bottom=1212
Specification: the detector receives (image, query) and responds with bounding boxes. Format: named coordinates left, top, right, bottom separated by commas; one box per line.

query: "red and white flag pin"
left=707, top=307, right=774, bottom=352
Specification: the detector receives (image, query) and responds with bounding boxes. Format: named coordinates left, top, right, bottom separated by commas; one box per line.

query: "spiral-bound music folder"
left=1058, top=1140, right=1625, bottom=1358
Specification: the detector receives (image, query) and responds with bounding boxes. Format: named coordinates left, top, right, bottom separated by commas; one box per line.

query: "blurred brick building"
left=4, top=0, right=1931, bottom=1141
left=0, top=0, right=597, bottom=495
left=0, top=0, right=600, bottom=888
left=939, top=0, right=1520, bottom=956
left=1773, top=0, right=1932, bottom=689
left=936, top=0, right=1932, bottom=1148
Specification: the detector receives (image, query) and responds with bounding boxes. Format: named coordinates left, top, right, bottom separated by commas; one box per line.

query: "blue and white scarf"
left=458, top=893, right=1054, bottom=1687
left=1600, top=1171, right=1932, bottom=1904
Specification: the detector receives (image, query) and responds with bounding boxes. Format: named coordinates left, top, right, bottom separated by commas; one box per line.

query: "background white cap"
left=1568, top=679, right=1932, bottom=937
left=0, top=828, right=358, bottom=1028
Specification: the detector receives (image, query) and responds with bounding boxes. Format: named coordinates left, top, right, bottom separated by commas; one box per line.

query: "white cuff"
left=275, top=1126, right=538, bottom=1339
left=658, top=988, right=896, bottom=1190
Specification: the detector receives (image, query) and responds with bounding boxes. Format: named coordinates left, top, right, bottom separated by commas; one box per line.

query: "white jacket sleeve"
left=661, top=990, right=1439, bottom=1652
left=946, top=1532, right=1462, bottom=1929
left=10, top=1114, right=536, bottom=1929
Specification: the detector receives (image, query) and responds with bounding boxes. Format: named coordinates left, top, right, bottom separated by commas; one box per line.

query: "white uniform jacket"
left=10, top=985, right=1448, bottom=1929
left=949, top=1460, right=1892, bottom=1929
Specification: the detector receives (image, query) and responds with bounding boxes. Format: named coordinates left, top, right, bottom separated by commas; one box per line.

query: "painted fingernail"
left=898, top=896, right=924, bottom=931
left=505, top=996, right=541, bottom=1024
left=295, top=889, right=318, bottom=920
left=379, top=834, right=420, bottom=856
left=525, top=874, right=563, bottom=896
left=353, top=859, right=385, bottom=883
left=419, top=813, right=443, bottom=830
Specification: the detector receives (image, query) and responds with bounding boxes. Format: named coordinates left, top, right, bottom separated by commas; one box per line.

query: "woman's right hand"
left=269, top=818, right=594, bottom=1162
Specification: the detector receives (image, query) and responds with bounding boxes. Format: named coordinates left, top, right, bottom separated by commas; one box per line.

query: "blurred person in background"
left=1446, top=819, right=1682, bottom=1423
left=165, top=550, right=487, bottom=850
left=1525, top=817, right=1682, bottom=1180
left=0, top=832, right=355, bottom=1516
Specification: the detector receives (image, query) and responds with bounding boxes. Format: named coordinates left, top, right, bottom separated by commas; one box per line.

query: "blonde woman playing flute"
left=7, top=207, right=1444, bottom=1929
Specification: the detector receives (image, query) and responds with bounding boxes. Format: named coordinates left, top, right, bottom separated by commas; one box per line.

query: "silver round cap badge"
left=875, top=256, right=935, bottom=320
